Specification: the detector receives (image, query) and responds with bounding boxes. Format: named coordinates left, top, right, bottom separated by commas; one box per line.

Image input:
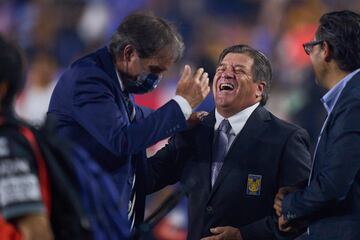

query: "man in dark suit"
left=48, top=12, right=210, bottom=233
left=274, top=10, right=360, bottom=240
left=147, top=44, right=311, bottom=240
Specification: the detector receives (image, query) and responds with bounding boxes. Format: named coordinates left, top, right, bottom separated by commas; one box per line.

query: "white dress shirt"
left=214, top=102, right=260, bottom=150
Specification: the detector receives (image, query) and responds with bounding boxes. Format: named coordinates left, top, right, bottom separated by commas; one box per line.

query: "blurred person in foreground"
left=48, top=12, right=210, bottom=233
left=147, top=44, right=311, bottom=240
left=16, top=52, right=58, bottom=127
left=274, top=10, right=360, bottom=240
left=0, top=35, right=53, bottom=240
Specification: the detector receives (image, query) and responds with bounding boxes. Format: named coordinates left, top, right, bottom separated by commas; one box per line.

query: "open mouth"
left=219, top=83, right=234, bottom=91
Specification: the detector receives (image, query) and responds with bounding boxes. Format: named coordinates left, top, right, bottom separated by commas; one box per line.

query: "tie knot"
left=218, top=119, right=231, bottom=134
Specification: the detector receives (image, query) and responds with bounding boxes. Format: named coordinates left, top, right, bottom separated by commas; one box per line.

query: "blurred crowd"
left=1, top=0, right=360, bottom=239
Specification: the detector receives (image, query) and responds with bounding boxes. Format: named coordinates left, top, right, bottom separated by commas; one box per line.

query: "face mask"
left=123, top=72, right=162, bottom=94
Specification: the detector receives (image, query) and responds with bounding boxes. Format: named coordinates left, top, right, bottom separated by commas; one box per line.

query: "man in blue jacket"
left=274, top=10, right=360, bottom=240
left=48, top=12, right=210, bottom=233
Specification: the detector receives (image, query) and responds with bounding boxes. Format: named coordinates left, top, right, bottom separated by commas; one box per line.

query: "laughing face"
left=213, top=52, right=264, bottom=118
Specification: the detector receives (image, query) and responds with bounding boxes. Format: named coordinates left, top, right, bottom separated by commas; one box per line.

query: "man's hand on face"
left=200, top=226, right=243, bottom=240
left=176, top=65, right=210, bottom=109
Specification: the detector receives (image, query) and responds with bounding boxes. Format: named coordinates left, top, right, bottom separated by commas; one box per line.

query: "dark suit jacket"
left=147, top=106, right=311, bottom=240
left=282, top=72, right=360, bottom=240
left=48, top=47, right=188, bottom=228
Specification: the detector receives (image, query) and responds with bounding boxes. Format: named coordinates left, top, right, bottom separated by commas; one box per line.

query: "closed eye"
left=149, top=65, right=166, bottom=74
left=216, top=65, right=226, bottom=73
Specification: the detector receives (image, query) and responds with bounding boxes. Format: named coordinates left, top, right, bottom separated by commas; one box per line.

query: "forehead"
left=141, top=48, right=175, bottom=69
left=220, top=53, right=254, bottom=68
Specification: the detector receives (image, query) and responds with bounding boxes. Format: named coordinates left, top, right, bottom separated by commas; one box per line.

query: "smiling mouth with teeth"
left=219, top=83, right=234, bottom=91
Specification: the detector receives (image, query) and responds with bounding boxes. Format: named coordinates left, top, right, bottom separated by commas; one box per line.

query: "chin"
left=215, top=99, right=233, bottom=111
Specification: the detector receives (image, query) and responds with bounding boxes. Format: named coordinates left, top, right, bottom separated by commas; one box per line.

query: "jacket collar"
left=96, top=47, right=119, bottom=85
left=205, top=105, right=271, bottom=200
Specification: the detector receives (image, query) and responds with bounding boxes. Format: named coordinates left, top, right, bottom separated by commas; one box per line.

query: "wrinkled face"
left=125, top=50, right=172, bottom=81
left=213, top=53, right=264, bottom=117
left=117, top=46, right=174, bottom=83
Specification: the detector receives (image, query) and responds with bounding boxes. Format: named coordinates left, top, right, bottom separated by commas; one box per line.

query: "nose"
left=221, top=70, right=235, bottom=79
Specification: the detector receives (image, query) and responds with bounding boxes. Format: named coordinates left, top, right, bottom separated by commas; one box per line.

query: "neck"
left=324, top=69, right=350, bottom=90
left=322, top=65, right=350, bottom=90
left=216, top=101, right=259, bottom=118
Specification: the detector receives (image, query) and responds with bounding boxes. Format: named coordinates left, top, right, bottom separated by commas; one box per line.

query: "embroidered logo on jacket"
left=247, top=174, right=262, bottom=196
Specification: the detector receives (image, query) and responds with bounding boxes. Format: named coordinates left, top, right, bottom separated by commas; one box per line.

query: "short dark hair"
left=217, top=44, right=272, bottom=105
left=109, top=12, right=184, bottom=62
left=0, top=35, right=25, bottom=110
left=316, top=10, right=360, bottom=72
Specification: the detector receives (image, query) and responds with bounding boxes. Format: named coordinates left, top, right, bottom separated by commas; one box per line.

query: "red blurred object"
left=153, top=220, right=187, bottom=240
left=134, top=87, right=164, bottom=110
left=280, top=23, right=318, bottom=69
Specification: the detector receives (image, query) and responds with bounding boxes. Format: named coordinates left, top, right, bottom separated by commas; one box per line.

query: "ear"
left=255, top=81, right=265, bottom=98
left=322, top=41, right=331, bottom=62
left=122, top=44, right=137, bottom=62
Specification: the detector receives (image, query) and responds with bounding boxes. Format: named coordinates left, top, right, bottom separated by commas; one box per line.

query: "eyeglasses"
left=303, top=40, right=324, bottom=55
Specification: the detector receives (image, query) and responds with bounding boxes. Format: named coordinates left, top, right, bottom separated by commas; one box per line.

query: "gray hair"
left=109, top=12, right=184, bottom=62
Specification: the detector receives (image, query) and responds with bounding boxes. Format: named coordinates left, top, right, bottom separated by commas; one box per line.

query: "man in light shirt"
left=147, top=44, right=311, bottom=240
left=274, top=10, right=360, bottom=240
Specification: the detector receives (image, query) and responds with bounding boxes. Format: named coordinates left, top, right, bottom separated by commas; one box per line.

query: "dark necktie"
left=211, top=119, right=232, bottom=187
left=123, top=91, right=136, bottom=230
left=124, top=91, right=135, bottom=122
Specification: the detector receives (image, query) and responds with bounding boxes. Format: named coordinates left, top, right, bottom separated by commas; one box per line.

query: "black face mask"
left=122, top=71, right=162, bottom=94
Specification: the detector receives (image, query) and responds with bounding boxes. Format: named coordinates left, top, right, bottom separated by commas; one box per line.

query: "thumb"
left=180, top=65, right=191, bottom=82
left=210, top=227, right=224, bottom=234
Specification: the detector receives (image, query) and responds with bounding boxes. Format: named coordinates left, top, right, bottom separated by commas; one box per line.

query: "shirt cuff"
left=172, top=95, right=192, bottom=120
left=282, top=193, right=297, bottom=222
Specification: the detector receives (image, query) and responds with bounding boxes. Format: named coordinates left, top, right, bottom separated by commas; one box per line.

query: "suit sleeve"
left=278, top=128, right=312, bottom=187
left=71, top=71, right=188, bottom=159
left=146, top=133, right=192, bottom=194
left=240, top=128, right=312, bottom=240
left=282, top=101, right=360, bottom=222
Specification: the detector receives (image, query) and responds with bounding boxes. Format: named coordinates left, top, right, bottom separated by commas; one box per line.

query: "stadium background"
left=1, top=0, right=359, bottom=239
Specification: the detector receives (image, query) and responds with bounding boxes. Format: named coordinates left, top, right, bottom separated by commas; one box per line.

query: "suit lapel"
left=312, top=71, right=360, bottom=176
left=97, top=47, right=135, bottom=123
left=207, top=106, right=271, bottom=202
left=197, top=112, right=216, bottom=193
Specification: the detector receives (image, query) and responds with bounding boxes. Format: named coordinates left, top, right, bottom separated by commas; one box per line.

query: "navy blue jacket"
left=48, top=47, right=188, bottom=230
left=282, top=72, right=360, bottom=240
left=147, top=106, right=311, bottom=240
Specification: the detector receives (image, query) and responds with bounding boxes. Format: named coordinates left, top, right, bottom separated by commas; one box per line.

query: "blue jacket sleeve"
left=282, top=100, right=360, bottom=222
left=71, top=71, right=188, bottom=158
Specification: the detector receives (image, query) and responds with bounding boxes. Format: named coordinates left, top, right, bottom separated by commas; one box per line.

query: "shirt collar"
left=115, top=68, right=125, bottom=92
left=215, top=102, right=259, bottom=135
left=321, top=68, right=360, bottom=114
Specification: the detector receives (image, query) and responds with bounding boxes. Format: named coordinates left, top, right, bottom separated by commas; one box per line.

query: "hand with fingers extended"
left=200, top=226, right=242, bottom=240
left=176, top=65, right=210, bottom=109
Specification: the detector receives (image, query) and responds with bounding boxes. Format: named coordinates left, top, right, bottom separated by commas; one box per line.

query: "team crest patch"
left=247, top=174, right=262, bottom=196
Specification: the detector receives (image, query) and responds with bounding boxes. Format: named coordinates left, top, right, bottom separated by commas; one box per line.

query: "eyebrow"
left=233, top=64, right=248, bottom=69
left=217, top=63, right=248, bottom=69
left=149, top=65, right=166, bottom=73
